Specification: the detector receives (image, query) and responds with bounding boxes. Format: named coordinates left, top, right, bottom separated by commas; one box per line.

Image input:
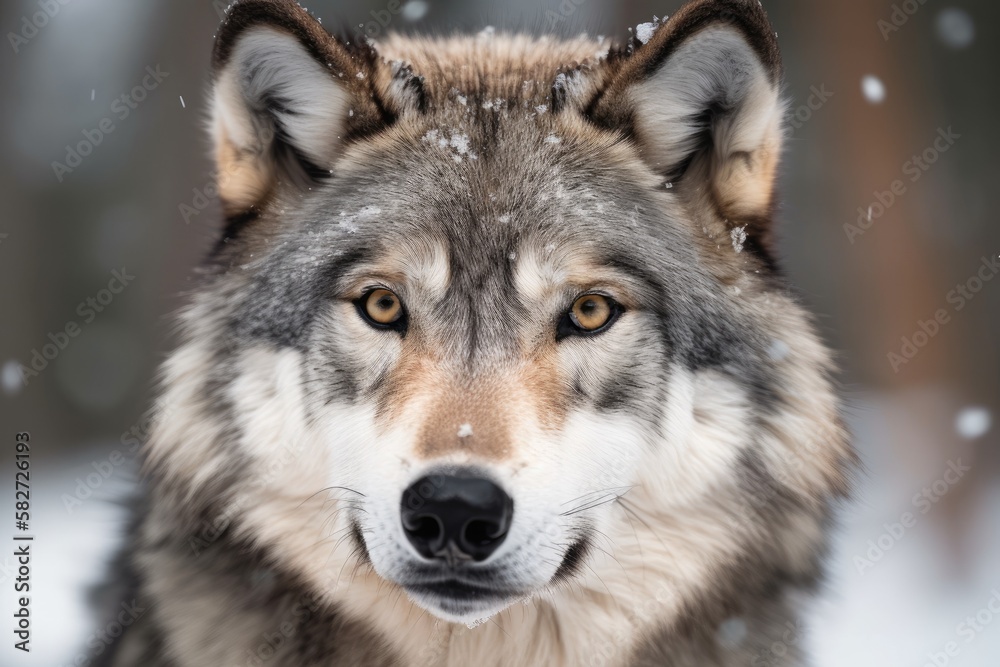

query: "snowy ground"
left=808, top=391, right=1000, bottom=667
left=0, top=443, right=133, bottom=666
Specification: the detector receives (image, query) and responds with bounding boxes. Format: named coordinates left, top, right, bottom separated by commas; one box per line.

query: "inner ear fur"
left=209, top=0, right=413, bottom=217
left=588, top=0, right=785, bottom=261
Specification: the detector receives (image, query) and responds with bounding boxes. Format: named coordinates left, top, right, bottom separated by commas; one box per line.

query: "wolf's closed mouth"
left=406, top=579, right=521, bottom=601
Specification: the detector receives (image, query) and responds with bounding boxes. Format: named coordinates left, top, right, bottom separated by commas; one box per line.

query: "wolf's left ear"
left=589, top=0, right=783, bottom=252
left=210, top=0, right=422, bottom=218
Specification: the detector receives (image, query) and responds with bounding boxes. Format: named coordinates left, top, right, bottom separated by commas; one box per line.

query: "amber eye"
left=571, top=294, right=613, bottom=330
left=358, top=288, right=404, bottom=328
left=558, top=293, right=621, bottom=340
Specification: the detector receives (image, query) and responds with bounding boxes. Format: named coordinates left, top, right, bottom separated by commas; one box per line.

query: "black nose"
left=401, top=474, right=513, bottom=564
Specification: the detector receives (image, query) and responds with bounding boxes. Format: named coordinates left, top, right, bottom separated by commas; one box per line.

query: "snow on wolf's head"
left=148, top=0, right=850, bottom=627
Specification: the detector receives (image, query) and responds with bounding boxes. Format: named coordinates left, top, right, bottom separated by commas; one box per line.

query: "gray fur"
left=107, top=1, right=854, bottom=665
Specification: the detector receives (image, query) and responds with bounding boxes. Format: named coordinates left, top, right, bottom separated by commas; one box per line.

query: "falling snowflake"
left=401, top=0, right=429, bottom=22
left=936, top=8, right=974, bottom=49
left=955, top=407, right=991, bottom=440
left=861, top=75, right=886, bottom=104
left=458, top=423, right=474, bottom=438
left=2, top=360, right=23, bottom=395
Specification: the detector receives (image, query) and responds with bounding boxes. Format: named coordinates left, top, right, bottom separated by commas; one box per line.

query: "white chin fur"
left=403, top=588, right=520, bottom=626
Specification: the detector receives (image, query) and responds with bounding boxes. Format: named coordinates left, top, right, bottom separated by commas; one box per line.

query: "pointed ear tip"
left=212, top=0, right=328, bottom=73
left=658, top=0, right=782, bottom=77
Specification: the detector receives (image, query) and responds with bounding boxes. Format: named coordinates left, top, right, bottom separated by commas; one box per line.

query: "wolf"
left=106, top=0, right=855, bottom=664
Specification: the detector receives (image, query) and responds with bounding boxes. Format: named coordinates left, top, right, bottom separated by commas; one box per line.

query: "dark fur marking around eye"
left=230, top=247, right=372, bottom=349
left=684, top=317, right=783, bottom=416
left=594, top=347, right=663, bottom=416
left=595, top=252, right=782, bottom=415
left=594, top=383, right=630, bottom=412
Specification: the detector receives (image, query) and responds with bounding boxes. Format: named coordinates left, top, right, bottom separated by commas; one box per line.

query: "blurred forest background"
left=0, top=0, right=997, bottom=664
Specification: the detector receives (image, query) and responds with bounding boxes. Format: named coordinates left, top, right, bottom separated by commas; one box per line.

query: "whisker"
left=560, top=485, right=634, bottom=507
left=294, top=485, right=365, bottom=510
left=560, top=486, right=636, bottom=516
left=561, top=494, right=619, bottom=516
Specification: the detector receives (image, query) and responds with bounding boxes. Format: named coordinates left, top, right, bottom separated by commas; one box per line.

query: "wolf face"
left=142, top=0, right=853, bottom=660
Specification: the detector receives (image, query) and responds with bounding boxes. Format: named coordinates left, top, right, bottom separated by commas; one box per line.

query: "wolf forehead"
left=377, top=32, right=613, bottom=109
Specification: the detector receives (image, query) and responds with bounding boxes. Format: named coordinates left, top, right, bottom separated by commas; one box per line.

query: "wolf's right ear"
left=586, top=0, right=784, bottom=261
left=211, top=0, right=413, bottom=218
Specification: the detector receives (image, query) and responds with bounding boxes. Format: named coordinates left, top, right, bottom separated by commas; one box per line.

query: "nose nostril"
left=463, top=519, right=504, bottom=548
left=405, top=515, right=442, bottom=542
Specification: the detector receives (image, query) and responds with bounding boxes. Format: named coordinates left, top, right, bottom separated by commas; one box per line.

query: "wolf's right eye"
left=557, top=293, right=622, bottom=340
left=357, top=288, right=406, bottom=331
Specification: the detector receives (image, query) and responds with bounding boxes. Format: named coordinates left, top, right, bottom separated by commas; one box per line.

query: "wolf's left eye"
left=558, top=294, right=622, bottom=339
left=357, top=288, right=406, bottom=331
